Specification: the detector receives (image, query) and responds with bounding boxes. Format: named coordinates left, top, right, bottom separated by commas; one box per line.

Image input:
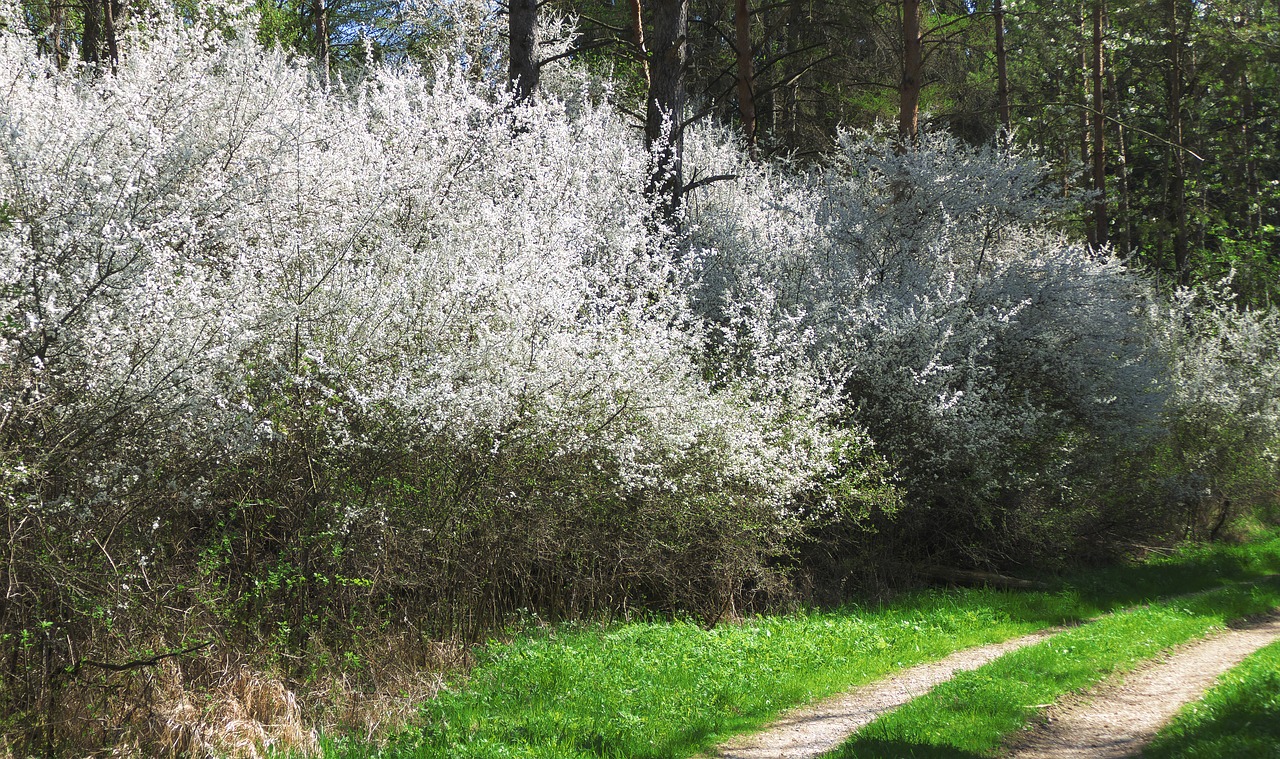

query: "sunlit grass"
left=829, top=580, right=1280, bottom=758
left=318, top=531, right=1280, bottom=758
left=325, top=594, right=1055, bottom=758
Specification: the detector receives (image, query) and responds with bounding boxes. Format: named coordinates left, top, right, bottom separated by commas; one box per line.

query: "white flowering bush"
left=3, top=3, right=1277, bottom=751
left=0, top=13, right=849, bottom=749
left=686, top=127, right=1171, bottom=565
left=1152, top=284, right=1280, bottom=537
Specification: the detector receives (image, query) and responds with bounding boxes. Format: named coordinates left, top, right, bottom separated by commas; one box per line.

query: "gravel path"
left=705, top=628, right=1065, bottom=759
left=1003, top=612, right=1280, bottom=759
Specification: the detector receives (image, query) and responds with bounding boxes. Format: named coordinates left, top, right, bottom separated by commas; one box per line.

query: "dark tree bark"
left=994, top=0, right=1011, bottom=135
left=508, top=0, right=539, bottom=102
left=42, top=1, right=126, bottom=70
left=777, top=0, right=804, bottom=143
left=735, top=0, right=757, bottom=146
left=1166, top=0, right=1190, bottom=285
left=46, top=0, right=67, bottom=67
left=1107, top=66, right=1133, bottom=257
left=103, top=0, right=121, bottom=72
left=1078, top=7, right=1089, bottom=192
left=1090, top=0, right=1107, bottom=247
left=899, top=0, right=923, bottom=147
left=646, top=0, right=690, bottom=225
left=80, top=0, right=101, bottom=65
left=313, top=0, right=330, bottom=85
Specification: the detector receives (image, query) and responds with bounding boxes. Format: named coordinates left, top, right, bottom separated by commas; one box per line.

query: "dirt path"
left=705, top=628, right=1065, bottom=759
left=1004, top=612, right=1280, bottom=759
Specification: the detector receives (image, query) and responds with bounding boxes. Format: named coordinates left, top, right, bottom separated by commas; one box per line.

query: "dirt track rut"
left=705, top=628, right=1065, bottom=759
left=706, top=610, right=1280, bottom=759
left=1004, top=612, right=1280, bottom=759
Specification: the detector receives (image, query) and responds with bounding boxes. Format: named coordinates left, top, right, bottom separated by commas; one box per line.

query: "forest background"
left=1, top=0, right=1278, bottom=754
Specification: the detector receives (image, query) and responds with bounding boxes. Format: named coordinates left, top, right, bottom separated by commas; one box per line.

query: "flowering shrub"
left=1, top=4, right=1277, bottom=752
left=1154, top=284, right=1280, bottom=537
left=687, top=127, right=1171, bottom=564
left=0, top=14, right=845, bottom=750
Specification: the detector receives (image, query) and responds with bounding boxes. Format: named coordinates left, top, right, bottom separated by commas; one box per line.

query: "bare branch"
left=77, top=641, right=214, bottom=675
left=684, top=173, right=739, bottom=194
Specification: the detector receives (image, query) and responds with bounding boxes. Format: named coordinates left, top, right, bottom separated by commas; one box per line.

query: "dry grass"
left=25, top=632, right=468, bottom=758
left=296, top=635, right=466, bottom=744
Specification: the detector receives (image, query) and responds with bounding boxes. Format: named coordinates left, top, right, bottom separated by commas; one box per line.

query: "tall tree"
left=508, top=0, right=539, bottom=102
left=899, top=0, right=923, bottom=146
left=1165, top=0, right=1190, bottom=285
left=81, top=0, right=101, bottom=64
left=312, top=0, right=329, bottom=84
left=629, top=0, right=650, bottom=89
left=1089, top=0, right=1107, bottom=247
left=734, top=0, right=757, bottom=146
left=994, top=0, right=1010, bottom=135
left=1106, top=65, right=1133, bottom=256
left=646, top=0, right=690, bottom=224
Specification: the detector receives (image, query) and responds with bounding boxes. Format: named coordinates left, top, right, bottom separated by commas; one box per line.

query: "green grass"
left=319, top=532, right=1280, bottom=759
left=1060, top=532, right=1280, bottom=604
left=828, top=580, right=1280, bottom=759
left=328, top=594, right=1059, bottom=759
left=1143, top=639, right=1280, bottom=759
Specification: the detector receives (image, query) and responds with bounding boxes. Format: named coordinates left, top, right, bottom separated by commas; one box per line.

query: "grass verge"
left=1143, top=638, right=1280, bottom=759
left=325, top=594, right=1058, bottom=759
left=319, top=532, right=1280, bottom=759
left=828, top=580, right=1280, bottom=758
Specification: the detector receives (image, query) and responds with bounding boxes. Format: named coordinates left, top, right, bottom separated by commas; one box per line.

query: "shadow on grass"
left=1065, top=547, right=1278, bottom=602
left=1145, top=699, right=1280, bottom=758
left=975, top=536, right=1280, bottom=629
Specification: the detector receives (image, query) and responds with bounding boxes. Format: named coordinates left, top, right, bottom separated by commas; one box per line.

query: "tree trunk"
left=80, top=0, right=101, bottom=65
left=784, top=0, right=803, bottom=142
left=1107, top=66, right=1133, bottom=257
left=508, top=0, right=539, bottom=102
left=1078, top=7, right=1089, bottom=195
left=898, top=0, right=923, bottom=148
left=919, top=565, right=1050, bottom=590
left=770, top=0, right=804, bottom=143
left=51, top=0, right=67, bottom=68
left=1090, top=0, right=1107, bottom=248
left=313, top=0, right=330, bottom=86
left=103, top=0, right=121, bottom=72
left=646, top=0, right=690, bottom=226
left=629, top=0, right=650, bottom=89
left=1166, top=0, right=1190, bottom=286
left=994, top=0, right=1010, bottom=135
left=735, top=0, right=757, bottom=147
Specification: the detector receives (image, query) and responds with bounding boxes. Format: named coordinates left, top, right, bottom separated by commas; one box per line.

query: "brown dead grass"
left=296, top=634, right=466, bottom=744
left=28, top=632, right=468, bottom=758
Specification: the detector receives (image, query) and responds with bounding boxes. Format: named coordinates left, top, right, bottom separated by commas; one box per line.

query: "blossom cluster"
left=682, top=126, right=1267, bottom=557
left=0, top=17, right=840, bottom=522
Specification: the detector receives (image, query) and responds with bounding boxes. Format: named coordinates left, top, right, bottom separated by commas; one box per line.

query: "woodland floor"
left=704, top=612, right=1280, bottom=759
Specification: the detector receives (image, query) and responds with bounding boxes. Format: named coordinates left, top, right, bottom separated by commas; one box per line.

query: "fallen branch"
left=920, top=565, right=1049, bottom=591
left=77, top=640, right=213, bottom=674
